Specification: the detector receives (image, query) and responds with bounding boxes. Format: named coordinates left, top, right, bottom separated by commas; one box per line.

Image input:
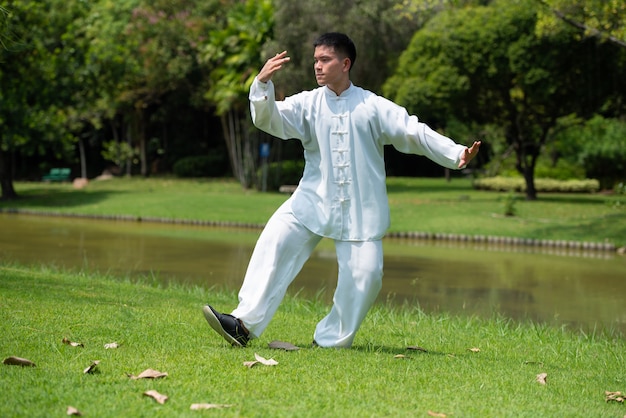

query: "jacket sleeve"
left=376, top=96, right=465, bottom=170
left=249, top=77, right=307, bottom=141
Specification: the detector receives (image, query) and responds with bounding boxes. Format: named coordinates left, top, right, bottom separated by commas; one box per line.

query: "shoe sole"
left=202, top=306, right=244, bottom=347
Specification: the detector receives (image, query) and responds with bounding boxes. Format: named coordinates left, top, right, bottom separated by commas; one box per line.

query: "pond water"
left=1, top=213, right=625, bottom=335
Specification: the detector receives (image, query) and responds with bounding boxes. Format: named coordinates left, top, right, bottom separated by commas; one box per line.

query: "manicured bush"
left=473, top=176, right=600, bottom=193
left=173, top=154, right=228, bottom=178
left=257, top=159, right=304, bottom=191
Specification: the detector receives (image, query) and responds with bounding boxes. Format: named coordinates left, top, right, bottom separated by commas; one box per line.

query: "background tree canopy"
left=1, top=0, right=625, bottom=200
left=384, top=0, right=626, bottom=199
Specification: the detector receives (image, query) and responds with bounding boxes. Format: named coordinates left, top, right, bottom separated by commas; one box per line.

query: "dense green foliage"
left=576, top=116, right=626, bottom=189
left=172, top=154, right=229, bottom=178
left=537, top=0, right=626, bottom=48
left=384, top=0, right=626, bottom=199
left=1, top=0, right=625, bottom=201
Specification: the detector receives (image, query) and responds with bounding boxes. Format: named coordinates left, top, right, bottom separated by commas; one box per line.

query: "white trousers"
left=231, top=199, right=383, bottom=348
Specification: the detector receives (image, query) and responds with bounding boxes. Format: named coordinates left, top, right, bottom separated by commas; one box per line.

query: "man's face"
left=313, top=45, right=349, bottom=87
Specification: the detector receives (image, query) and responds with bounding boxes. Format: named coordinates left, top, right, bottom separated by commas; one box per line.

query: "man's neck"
left=326, top=79, right=351, bottom=96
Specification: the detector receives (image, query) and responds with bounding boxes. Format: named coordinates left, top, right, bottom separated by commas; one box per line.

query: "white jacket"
left=249, top=78, right=466, bottom=241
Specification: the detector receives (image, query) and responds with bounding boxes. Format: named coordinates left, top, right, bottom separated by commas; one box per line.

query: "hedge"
left=472, top=176, right=600, bottom=193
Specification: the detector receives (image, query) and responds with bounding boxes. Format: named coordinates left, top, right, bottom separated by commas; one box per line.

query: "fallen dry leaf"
left=406, top=346, right=428, bottom=352
left=394, top=354, right=407, bottom=359
left=244, top=353, right=279, bottom=368
left=83, top=360, right=100, bottom=374
left=66, top=406, right=82, bottom=416
left=255, top=353, right=278, bottom=366
left=536, top=373, right=548, bottom=385
left=190, top=403, right=233, bottom=410
left=3, top=356, right=36, bottom=367
left=128, top=368, right=168, bottom=380
left=144, top=390, right=168, bottom=405
left=605, top=391, right=625, bottom=403
left=62, top=338, right=84, bottom=348
left=268, top=340, right=299, bottom=351
left=104, top=342, right=119, bottom=349
left=427, top=410, right=447, bottom=417
left=468, top=347, right=481, bottom=353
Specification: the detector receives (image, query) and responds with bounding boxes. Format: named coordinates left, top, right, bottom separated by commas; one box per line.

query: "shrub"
left=473, top=176, right=600, bottom=193
left=578, top=116, right=626, bottom=190
left=173, top=155, right=228, bottom=178
left=534, top=159, right=586, bottom=181
left=501, top=191, right=518, bottom=216
left=257, top=160, right=304, bottom=191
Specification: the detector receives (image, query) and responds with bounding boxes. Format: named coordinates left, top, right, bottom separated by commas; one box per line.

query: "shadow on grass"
left=350, top=343, right=456, bottom=357
left=533, top=195, right=611, bottom=205
left=386, top=179, right=473, bottom=194
left=533, top=212, right=626, bottom=243
left=0, top=188, right=127, bottom=209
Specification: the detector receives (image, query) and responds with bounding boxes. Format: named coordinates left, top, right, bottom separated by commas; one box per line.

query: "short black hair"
left=313, top=32, right=357, bottom=71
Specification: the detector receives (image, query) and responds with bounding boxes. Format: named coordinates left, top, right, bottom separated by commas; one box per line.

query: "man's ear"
left=343, top=57, right=351, bottom=73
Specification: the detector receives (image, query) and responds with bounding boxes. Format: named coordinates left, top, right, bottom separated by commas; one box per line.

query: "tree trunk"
left=125, top=121, right=133, bottom=177
left=516, top=143, right=539, bottom=201
left=0, top=148, right=17, bottom=200
left=522, top=167, right=537, bottom=201
left=220, top=109, right=260, bottom=189
left=78, top=135, right=87, bottom=179
left=137, top=107, right=148, bottom=177
left=221, top=109, right=246, bottom=188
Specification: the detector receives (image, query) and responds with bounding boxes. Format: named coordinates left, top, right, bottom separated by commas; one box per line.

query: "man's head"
left=313, top=32, right=357, bottom=72
left=312, top=33, right=356, bottom=94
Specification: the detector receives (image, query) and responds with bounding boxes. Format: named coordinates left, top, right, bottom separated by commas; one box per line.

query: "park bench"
left=42, top=168, right=71, bottom=182
left=278, top=185, right=297, bottom=194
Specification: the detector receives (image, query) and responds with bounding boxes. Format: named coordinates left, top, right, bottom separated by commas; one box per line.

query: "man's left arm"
left=379, top=98, right=480, bottom=170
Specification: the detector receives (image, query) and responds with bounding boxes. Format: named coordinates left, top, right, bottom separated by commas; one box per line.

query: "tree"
left=0, top=0, right=88, bottom=199
left=265, top=0, right=424, bottom=97
left=66, top=0, right=141, bottom=178
left=69, top=0, right=225, bottom=179
left=536, top=0, right=626, bottom=49
left=384, top=0, right=626, bottom=199
left=200, top=0, right=274, bottom=188
left=116, top=0, right=218, bottom=177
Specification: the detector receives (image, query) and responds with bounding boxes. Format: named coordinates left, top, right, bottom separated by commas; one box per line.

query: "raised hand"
left=258, top=51, right=291, bottom=83
left=458, top=140, right=481, bottom=168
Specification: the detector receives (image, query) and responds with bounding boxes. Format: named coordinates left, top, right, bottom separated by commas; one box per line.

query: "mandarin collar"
left=323, top=82, right=354, bottom=98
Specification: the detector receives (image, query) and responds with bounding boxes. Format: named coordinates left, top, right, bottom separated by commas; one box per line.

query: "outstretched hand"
left=458, top=140, right=481, bottom=169
left=257, top=51, right=290, bottom=83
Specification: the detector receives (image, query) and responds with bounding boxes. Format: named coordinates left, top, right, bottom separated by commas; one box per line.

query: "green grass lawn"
left=1, top=264, right=625, bottom=417
left=3, top=176, right=625, bottom=247
left=1, top=176, right=625, bottom=416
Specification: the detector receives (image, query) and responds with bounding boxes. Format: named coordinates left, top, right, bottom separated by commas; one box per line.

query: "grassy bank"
left=1, top=264, right=625, bottom=417
left=2, top=177, right=625, bottom=247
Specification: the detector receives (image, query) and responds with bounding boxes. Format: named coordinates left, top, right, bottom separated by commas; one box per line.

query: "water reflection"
left=1, top=213, right=624, bottom=335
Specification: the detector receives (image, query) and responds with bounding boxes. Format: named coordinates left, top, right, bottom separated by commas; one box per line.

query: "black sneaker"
left=202, top=305, right=250, bottom=347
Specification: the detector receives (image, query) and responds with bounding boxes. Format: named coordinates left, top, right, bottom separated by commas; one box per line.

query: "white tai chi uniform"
left=231, top=77, right=466, bottom=347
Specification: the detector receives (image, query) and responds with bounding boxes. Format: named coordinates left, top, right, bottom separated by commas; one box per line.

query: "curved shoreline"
left=2, top=207, right=621, bottom=254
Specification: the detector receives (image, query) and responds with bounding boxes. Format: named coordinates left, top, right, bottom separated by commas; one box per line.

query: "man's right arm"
left=249, top=77, right=306, bottom=141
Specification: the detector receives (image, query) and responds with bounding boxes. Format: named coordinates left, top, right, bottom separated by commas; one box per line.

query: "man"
left=204, top=32, right=480, bottom=348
